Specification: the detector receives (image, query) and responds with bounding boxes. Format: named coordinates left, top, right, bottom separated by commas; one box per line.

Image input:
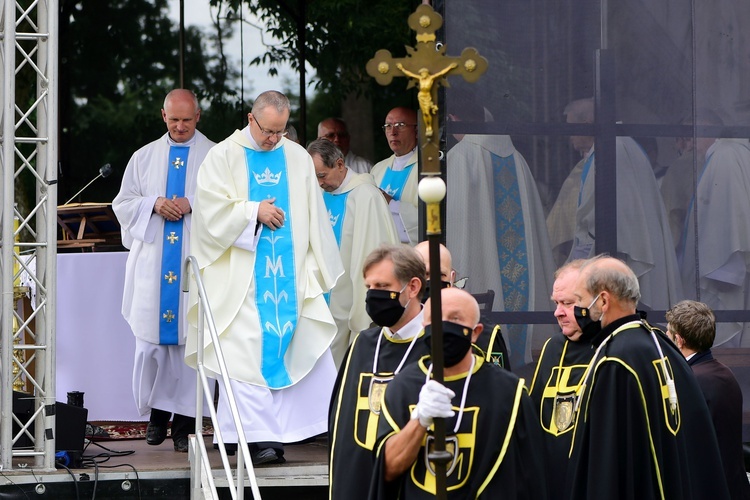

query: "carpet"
left=88, top=420, right=214, bottom=441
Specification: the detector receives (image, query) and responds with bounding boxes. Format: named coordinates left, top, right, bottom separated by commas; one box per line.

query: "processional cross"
left=366, top=4, right=487, bottom=500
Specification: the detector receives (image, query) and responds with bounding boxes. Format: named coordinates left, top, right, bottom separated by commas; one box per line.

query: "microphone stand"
left=63, top=164, right=113, bottom=205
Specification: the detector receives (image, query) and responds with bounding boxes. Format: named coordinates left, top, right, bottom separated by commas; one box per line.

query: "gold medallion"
left=554, top=393, right=576, bottom=432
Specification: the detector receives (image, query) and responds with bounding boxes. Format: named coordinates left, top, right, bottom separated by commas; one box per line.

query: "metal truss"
left=1, top=0, right=58, bottom=471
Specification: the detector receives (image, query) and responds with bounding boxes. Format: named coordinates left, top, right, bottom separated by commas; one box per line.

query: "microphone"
left=63, top=164, right=114, bottom=205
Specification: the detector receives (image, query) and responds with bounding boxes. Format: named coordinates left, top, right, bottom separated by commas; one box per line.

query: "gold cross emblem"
left=366, top=4, right=487, bottom=173
left=163, top=310, right=175, bottom=322
left=173, top=157, right=184, bottom=169
left=167, top=232, right=179, bottom=244
left=164, top=271, right=177, bottom=284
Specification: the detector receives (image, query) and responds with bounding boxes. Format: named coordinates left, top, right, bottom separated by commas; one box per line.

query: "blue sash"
left=491, top=152, right=529, bottom=367
left=378, top=163, right=414, bottom=201
left=322, top=191, right=349, bottom=247
left=247, top=147, right=297, bottom=388
left=322, top=190, right=349, bottom=304
left=578, top=152, right=596, bottom=207
left=158, top=146, right=189, bottom=345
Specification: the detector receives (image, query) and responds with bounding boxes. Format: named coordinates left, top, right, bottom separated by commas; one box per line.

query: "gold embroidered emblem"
left=368, top=377, right=389, bottom=414
left=554, top=394, right=576, bottom=432
left=173, top=157, right=184, bottom=169
left=164, top=271, right=178, bottom=284
left=162, top=310, right=175, bottom=322
left=167, top=232, right=179, bottom=244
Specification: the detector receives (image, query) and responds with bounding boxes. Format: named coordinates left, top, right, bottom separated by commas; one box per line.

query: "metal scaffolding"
left=1, top=0, right=58, bottom=471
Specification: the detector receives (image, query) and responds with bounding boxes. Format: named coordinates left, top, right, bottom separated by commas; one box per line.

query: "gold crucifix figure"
left=366, top=4, right=487, bottom=173
left=397, top=63, right=458, bottom=137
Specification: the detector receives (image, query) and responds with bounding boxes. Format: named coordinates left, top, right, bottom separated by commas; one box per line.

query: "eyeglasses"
left=253, top=115, right=288, bottom=138
left=382, top=122, right=417, bottom=132
left=319, top=132, right=349, bottom=140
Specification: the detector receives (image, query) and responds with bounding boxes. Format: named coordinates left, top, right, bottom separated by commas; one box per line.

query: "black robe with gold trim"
left=528, top=333, right=597, bottom=500
left=566, top=315, right=730, bottom=500
left=369, top=354, right=547, bottom=499
left=328, top=326, right=429, bottom=500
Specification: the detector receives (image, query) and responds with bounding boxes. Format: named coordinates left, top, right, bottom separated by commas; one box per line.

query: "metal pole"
left=1, top=0, right=18, bottom=471
left=179, top=0, right=185, bottom=88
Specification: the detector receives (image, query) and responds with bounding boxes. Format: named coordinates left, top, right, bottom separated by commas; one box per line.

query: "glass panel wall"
left=442, top=0, right=750, bottom=370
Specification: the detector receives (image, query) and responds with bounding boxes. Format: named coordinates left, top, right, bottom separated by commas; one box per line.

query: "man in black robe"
left=369, top=287, right=547, bottom=499
left=328, top=244, right=428, bottom=500
left=529, top=259, right=593, bottom=499
left=414, top=241, right=511, bottom=370
left=666, top=300, right=750, bottom=500
left=566, top=255, right=730, bottom=499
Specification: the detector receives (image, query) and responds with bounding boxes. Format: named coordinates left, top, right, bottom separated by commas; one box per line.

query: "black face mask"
left=574, top=293, right=602, bottom=340
left=424, top=321, right=474, bottom=367
left=420, top=280, right=452, bottom=304
left=366, top=286, right=408, bottom=328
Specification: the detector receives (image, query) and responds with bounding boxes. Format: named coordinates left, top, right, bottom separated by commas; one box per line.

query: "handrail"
left=183, top=255, right=262, bottom=500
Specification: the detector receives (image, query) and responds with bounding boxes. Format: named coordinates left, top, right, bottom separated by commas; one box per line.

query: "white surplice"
left=113, top=130, right=215, bottom=416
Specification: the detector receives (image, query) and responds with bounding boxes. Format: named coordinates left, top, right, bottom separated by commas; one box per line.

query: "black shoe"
left=146, top=422, right=167, bottom=445
left=252, top=447, right=283, bottom=465
left=173, top=436, right=189, bottom=453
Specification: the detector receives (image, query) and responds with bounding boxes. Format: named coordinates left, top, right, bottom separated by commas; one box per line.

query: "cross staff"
left=367, top=5, right=487, bottom=499
left=366, top=4, right=487, bottom=174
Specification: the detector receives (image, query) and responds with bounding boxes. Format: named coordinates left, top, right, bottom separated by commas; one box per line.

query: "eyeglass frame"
left=382, top=122, right=417, bottom=132
left=252, top=114, right=288, bottom=138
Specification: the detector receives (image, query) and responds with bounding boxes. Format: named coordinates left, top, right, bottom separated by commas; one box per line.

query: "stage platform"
left=1, top=435, right=329, bottom=499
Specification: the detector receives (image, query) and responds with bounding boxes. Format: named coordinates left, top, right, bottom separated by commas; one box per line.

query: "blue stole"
left=578, top=152, right=596, bottom=206
left=158, top=146, right=189, bottom=345
left=322, top=190, right=349, bottom=304
left=491, top=152, right=529, bottom=367
left=247, top=147, right=297, bottom=388
left=378, top=163, right=414, bottom=201
left=322, top=191, right=349, bottom=247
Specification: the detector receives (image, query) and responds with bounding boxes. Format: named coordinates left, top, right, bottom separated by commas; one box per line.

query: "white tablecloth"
left=55, top=252, right=144, bottom=421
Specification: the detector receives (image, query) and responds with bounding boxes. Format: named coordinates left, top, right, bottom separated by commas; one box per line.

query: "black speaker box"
left=12, top=391, right=88, bottom=453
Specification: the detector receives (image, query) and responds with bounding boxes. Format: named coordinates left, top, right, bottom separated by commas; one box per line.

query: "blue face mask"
left=573, top=293, right=602, bottom=340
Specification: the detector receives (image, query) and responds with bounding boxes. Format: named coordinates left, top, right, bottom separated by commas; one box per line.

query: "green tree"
left=58, top=0, right=243, bottom=204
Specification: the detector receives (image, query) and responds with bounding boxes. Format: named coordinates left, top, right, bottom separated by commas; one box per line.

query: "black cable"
left=56, top=462, right=80, bottom=500
left=90, top=460, right=98, bottom=500
left=0, top=470, right=31, bottom=499
left=95, top=463, right=142, bottom=500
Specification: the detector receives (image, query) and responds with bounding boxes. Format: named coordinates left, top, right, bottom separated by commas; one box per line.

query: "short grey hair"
left=307, top=139, right=344, bottom=168
left=251, top=90, right=290, bottom=115
left=580, top=254, right=641, bottom=304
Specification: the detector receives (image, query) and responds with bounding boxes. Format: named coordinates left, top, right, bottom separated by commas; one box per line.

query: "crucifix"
left=366, top=4, right=487, bottom=500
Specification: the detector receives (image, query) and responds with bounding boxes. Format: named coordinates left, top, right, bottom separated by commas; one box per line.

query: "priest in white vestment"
left=186, top=91, right=344, bottom=464
left=547, top=158, right=584, bottom=267
left=680, top=137, right=750, bottom=347
left=113, top=89, right=215, bottom=452
left=446, top=126, right=556, bottom=368
left=307, top=139, right=399, bottom=367
left=565, top=98, right=682, bottom=311
left=317, top=117, right=373, bottom=174
left=371, top=107, right=420, bottom=246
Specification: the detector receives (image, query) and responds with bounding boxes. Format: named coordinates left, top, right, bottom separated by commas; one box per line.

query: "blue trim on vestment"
left=158, top=146, right=189, bottom=345
left=247, top=148, right=297, bottom=388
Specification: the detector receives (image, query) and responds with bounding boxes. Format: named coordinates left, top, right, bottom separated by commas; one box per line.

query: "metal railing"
left=183, top=255, right=262, bottom=500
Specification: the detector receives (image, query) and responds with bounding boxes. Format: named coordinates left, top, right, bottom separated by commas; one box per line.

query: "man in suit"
left=666, top=300, right=750, bottom=499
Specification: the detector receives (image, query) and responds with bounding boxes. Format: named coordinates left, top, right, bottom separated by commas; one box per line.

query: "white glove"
left=411, top=380, right=456, bottom=428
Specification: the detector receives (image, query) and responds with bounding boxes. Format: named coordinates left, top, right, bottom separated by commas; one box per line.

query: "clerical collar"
left=392, top=147, right=417, bottom=171
left=331, top=168, right=354, bottom=195
left=242, top=125, right=283, bottom=151
left=384, top=308, right=424, bottom=340
left=167, top=132, right=198, bottom=147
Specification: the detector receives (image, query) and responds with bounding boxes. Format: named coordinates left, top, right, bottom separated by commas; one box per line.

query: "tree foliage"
left=213, top=0, right=417, bottom=102
left=58, top=0, right=244, bottom=203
